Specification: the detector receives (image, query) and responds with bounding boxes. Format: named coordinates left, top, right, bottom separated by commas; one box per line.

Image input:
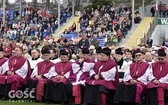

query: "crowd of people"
left=62, top=4, right=134, bottom=47
left=0, top=2, right=167, bottom=105
left=0, top=5, right=72, bottom=40
left=150, top=1, right=168, bottom=17
left=0, top=35, right=168, bottom=105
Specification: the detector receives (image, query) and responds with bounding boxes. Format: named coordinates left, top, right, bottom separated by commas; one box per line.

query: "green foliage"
left=85, top=0, right=114, bottom=9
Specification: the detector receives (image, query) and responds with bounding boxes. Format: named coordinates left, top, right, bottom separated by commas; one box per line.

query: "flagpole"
left=132, top=0, right=135, bottom=30
left=142, top=0, right=145, bottom=18
left=155, top=0, right=158, bottom=18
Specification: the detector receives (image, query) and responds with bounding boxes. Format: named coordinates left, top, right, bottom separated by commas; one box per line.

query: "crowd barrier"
left=60, top=33, right=105, bottom=47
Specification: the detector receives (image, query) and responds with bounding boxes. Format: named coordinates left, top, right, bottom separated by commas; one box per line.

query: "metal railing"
left=143, top=11, right=158, bottom=45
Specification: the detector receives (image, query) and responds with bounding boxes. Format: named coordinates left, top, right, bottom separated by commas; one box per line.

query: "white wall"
left=151, top=25, right=168, bottom=45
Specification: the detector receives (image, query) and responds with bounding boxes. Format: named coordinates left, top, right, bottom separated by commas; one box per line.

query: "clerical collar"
left=50, top=56, right=57, bottom=60
left=32, top=57, right=40, bottom=60
left=124, top=59, right=132, bottom=62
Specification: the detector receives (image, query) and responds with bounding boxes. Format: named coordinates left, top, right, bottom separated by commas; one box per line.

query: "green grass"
left=0, top=100, right=59, bottom=105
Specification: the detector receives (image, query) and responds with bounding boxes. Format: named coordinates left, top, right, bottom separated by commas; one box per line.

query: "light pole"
left=2, top=0, right=6, bottom=26
left=132, top=0, right=135, bottom=30
left=20, top=0, right=22, bottom=18
left=72, top=0, right=75, bottom=17
left=142, top=0, right=145, bottom=18
left=58, top=0, right=61, bottom=29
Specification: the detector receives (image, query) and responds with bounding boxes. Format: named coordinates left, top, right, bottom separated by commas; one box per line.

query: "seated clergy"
left=0, top=47, right=8, bottom=74
left=0, top=47, right=31, bottom=98
left=28, top=48, right=43, bottom=70
left=45, top=49, right=73, bottom=105
left=146, top=47, right=168, bottom=105
left=70, top=47, right=95, bottom=104
left=114, top=48, right=152, bottom=105
left=84, top=47, right=119, bottom=105
left=27, top=46, right=54, bottom=101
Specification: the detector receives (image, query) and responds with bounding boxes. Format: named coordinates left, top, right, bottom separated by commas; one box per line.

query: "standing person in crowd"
left=71, top=47, right=95, bottom=105
left=27, top=46, right=54, bottom=101
left=146, top=36, right=153, bottom=48
left=78, top=34, right=90, bottom=49
left=114, top=48, right=151, bottom=105
left=158, top=1, right=164, bottom=17
left=0, top=47, right=8, bottom=74
left=45, top=49, right=73, bottom=105
left=150, top=5, right=155, bottom=17
left=0, top=47, right=31, bottom=98
left=28, top=48, right=43, bottom=70
left=146, top=47, right=168, bottom=105
left=84, top=47, right=119, bottom=105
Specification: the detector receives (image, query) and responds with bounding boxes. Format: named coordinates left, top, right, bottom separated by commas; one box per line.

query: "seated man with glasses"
left=114, top=48, right=152, bottom=105
left=146, top=47, right=168, bottom=105
left=0, top=47, right=31, bottom=99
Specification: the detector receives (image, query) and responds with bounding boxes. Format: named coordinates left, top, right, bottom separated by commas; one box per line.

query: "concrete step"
left=119, top=24, right=139, bottom=46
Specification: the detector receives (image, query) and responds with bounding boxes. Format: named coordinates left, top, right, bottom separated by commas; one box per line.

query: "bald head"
left=145, top=52, right=152, bottom=62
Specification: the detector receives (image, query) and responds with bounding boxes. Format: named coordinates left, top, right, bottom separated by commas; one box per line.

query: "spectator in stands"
left=150, top=5, right=155, bottom=17
left=78, top=34, right=90, bottom=49
left=134, top=11, right=141, bottom=23
left=2, top=42, right=11, bottom=58
left=91, top=34, right=99, bottom=49
left=72, top=22, right=76, bottom=32
left=162, top=37, right=168, bottom=47
left=162, top=4, right=167, bottom=17
left=63, top=29, right=69, bottom=34
left=158, top=1, right=164, bottom=17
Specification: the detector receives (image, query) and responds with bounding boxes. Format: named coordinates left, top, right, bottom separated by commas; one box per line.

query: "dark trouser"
left=146, top=88, right=167, bottom=105
left=26, top=79, right=38, bottom=100
left=45, top=80, right=72, bottom=104
left=84, top=84, right=116, bottom=105
left=0, top=83, right=12, bottom=98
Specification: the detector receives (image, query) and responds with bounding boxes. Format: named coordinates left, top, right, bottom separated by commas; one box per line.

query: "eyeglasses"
left=135, top=54, right=141, bottom=57
left=158, top=58, right=164, bottom=60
